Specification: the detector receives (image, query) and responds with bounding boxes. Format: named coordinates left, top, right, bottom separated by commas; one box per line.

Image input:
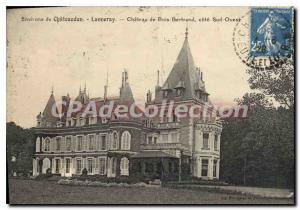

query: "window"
left=163, top=90, right=168, bottom=98
left=111, top=131, right=119, bottom=150
left=214, top=134, right=218, bottom=151
left=100, top=135, right=106, bottom=150
left=162, top=133, right=168, bottom=143
left=148, top=136, right=153, bottom=144
left=55, top=159, right=60, bottom=174
left=171, top=133, right=178, bottom=143
left=76, top=159, right=82, bottom=174
left=65, top=159, right=71, bottom=173
left=89, top=117, right=96, bottom=124
left=120, top=157, right=129, bottom=176
left=88, top=135, right=95, bottom=151
left=121, top=131, right=131, bottom=150
left=56, top=137, right=61, bottom=151
left=153, top=136, right=157, bottom=144
left=102, top=118, right=107, bottom=124
left=81, top=118, right=85, bottom=126
left=163, top=113, right=168, bottom=123
left=99, top=158, right=106, bottom=175
left=203, top=133, right=209, bottom=149
left=87, top=158, right=93, bottom=174
left=176, top=88, right=183, bottom=96
left=66, top=137, right=72, bottom=151
left=172, top=110, right=177, bottom=122
left=111, top=158, right=117, bottom=175
left=201, top=159, right=208, bottom=177
left=44, top=138, right=50, bottom=152
left=77, top=136, right=83, bottom=151
left=148, top=108, right=154, bottom=115
left=36, top=137, right=40, bottom=152
left=213, top=160, right=217, bottom=178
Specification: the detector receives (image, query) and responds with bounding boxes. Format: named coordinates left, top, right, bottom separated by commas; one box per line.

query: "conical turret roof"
left=42, top=92, right=59, bottom=124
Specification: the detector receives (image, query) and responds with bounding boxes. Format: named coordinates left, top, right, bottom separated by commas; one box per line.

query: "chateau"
left=33, top=29, right=223, bottom=181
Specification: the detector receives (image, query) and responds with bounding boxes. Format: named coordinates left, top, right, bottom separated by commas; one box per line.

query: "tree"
left=220, top=93, right=294, bottom=188
left=246, top=59, right=294, bottom=108
left=7, top=122, right=35, bottom=176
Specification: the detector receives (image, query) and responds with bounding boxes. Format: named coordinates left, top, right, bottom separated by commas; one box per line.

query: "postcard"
left=6, top=6, right=295, bottom=204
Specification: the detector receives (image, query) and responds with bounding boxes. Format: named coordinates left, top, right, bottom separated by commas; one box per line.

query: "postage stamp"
left=232, top=7, right=294, bottom=70
left=250, top=7, right=294, bottom=58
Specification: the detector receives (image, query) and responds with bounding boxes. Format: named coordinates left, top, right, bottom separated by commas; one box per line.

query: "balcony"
left=156, top=122, right=180, bottom=129
left=140, top=143, right=188, bottom=151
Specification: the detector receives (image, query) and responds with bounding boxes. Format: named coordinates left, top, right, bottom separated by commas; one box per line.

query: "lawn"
left=8, top=179, right=293, bottom=204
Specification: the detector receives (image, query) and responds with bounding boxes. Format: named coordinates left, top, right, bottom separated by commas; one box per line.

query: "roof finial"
left=84, top=82, right=86, bottom=93
left=157, top=69, right=160, bottom=86
left=185, top=26, right=188, bottom=39
left=51, top=85, right=54, bottom=94
left=79, top=84, right=81, bottom=93
left=104, top=69, right=108, bottom=100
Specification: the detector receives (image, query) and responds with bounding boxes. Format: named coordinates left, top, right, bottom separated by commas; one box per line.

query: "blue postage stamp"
left=250, top=7, right=293, bottom=57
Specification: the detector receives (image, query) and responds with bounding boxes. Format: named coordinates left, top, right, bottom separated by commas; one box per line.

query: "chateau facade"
left=33, top=29, right=222, bottom=181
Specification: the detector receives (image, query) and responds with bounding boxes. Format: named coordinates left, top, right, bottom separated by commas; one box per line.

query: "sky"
left=7, top=7, right=251, bottom=128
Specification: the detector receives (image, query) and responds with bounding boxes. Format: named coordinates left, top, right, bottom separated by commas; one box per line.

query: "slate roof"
left=119, top=82, right=135, bottom=105
left=40, top=93, right=59, bottom=123
left=155, top=34, right=208, bottom=101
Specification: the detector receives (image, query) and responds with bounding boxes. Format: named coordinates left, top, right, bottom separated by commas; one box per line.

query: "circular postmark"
left=232, top=8, right=294, bottom=70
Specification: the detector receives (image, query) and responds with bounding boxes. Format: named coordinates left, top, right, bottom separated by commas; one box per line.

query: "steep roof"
left=119, top=82, right=134, bottom=104
left=42, top=92, right=59, bottom=123
left=155, top=29, right=208, bottom=102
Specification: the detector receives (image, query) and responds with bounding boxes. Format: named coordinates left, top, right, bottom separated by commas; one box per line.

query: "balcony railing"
left=156, top=122, right=180, bottom=129
left=140, top=143, right=188, bottom=150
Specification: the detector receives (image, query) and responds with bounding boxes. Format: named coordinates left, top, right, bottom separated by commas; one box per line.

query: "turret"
left=119, top=69, right=134, bottom=105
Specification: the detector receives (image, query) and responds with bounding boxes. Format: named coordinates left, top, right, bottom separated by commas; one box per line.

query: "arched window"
left=121, top=131, right=131, bottom=150
left=42, top=158, right=51, bottom=174
left=36, top=137, right=40, bottom=152
left=44, top=137, right=51, bottom=152
left=111, top=131, right=119, bottom=150
left=120, top=157, right=129, bottom=176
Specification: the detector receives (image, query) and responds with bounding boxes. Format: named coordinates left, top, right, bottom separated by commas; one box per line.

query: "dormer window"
left=174, top=81, right=185, bottom=97
left=176, top=88, right=184, bottom=96
left=56, top=121, right=63, bottom=127
left=195, top=89, right=202, bottom=99
left=162, top=82, right=171, bottom=98
left=102, top=118, right=108, bottom=124
left=163, top=90, right=169, bottom=98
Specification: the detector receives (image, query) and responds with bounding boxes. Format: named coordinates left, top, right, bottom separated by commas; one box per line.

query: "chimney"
left=146, top=90, right=152, bottom=103
left=121, top=69, right=128, bottom=87
left=196, top=67, right=201, bottom=79
left=125, top=70, right=128, bottom=82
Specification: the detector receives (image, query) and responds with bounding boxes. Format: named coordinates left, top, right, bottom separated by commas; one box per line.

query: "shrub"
left=81, top=168, right=88, bottom=176
left=46, top=168, right=52, bottom=174
left=34, top=173, right=52, bottom=180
